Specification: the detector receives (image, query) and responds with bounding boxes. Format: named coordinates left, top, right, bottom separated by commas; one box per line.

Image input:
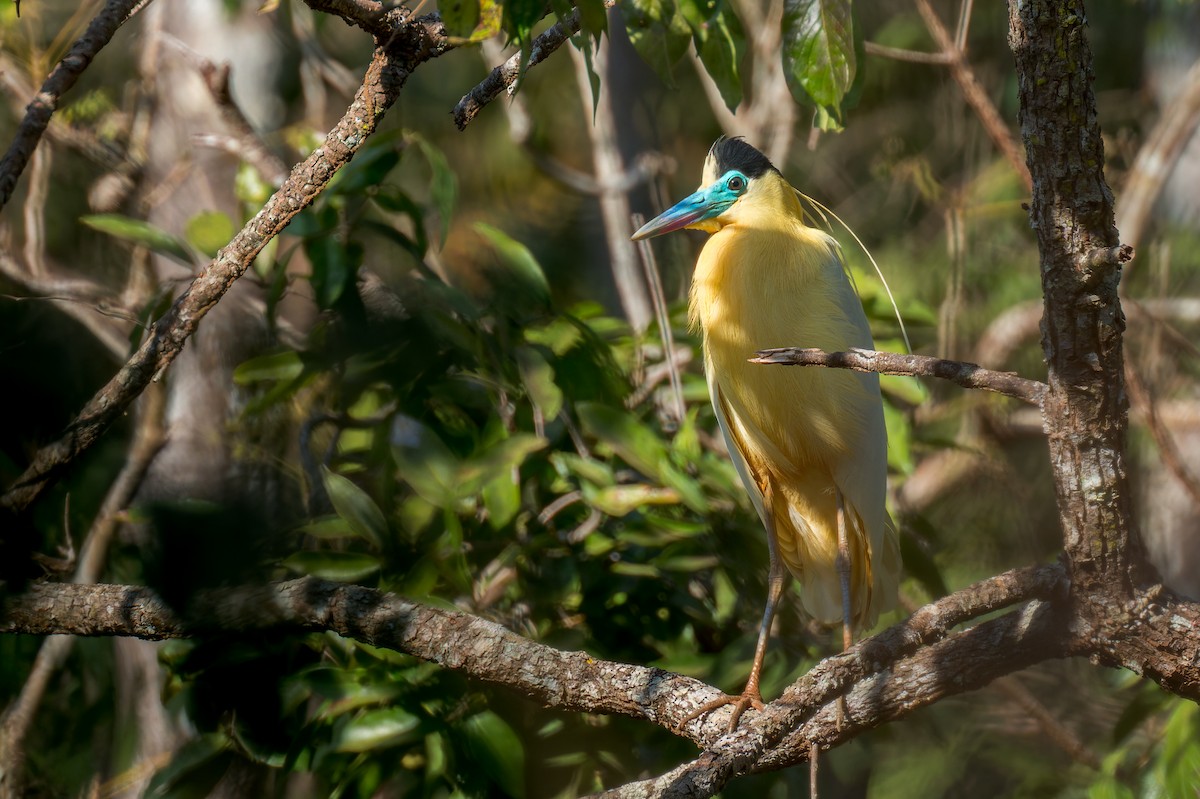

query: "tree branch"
left=914, top=0, right=1032, bottom=191
left=1008, top=0, right=1145, bottom=591
left=453, top=9, right=586, bottom=130
left=751, top=347, right=1047, bottom=406
left=0, top=12, right=451, bottom=516
left=0, top=564, right=1070, bottom=750
left=0, top=0, right=148, bottom=210
left=594, top=599, right=1067, bottom=798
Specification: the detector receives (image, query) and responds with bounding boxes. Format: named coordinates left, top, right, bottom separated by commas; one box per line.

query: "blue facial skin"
left=632, top=170, right=749, bottom=240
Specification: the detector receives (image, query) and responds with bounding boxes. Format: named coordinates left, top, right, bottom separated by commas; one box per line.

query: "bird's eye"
left=727, top=175, right=746, bottom=193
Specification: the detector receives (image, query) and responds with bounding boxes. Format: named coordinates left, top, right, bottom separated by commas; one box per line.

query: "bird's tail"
left=770, top=475, right=900, bottom=631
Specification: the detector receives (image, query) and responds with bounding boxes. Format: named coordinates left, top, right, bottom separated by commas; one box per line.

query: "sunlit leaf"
left=576, top=402, right=666, bottom=479
left=184, top=211, right=235, bottom=257
left=298, top=516, right=355, bottom=540
left=516, top=346, right=564, bottom=421
left=283, top=550, right=382, bottom=582
left=883, top=401, right=913, bottom=474
left=782, top=0, right=855, bottom=118
left=333, top=708, right=422, bottom=753
left=441, top=0, right=481, bottom=36
left=321, top=466, right=387, bottom=547
left=551, top=452, right=615, bottom=486
left=233, top=350, right=304, bottom=384
left=82, top=214, right=193, bottom=264
left=482, top=473, right=521, bottom=529
left=880, top=374, right=929, bottom=406
left=582, top=483, right=681, bottom=516
left=611, top=561, right=659, bottom=578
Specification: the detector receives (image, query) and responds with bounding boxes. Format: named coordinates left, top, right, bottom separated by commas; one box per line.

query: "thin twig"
left=1124, top=360, right=1200, bottom=508
left=0, top=0, right=150, bottom=210
left=570, top=39, right=652, bottom=333
left=0, top=387, right=165, bottom=787
left=751, top=347, right=1047, bottom=406
left=992, top=676, right=1102, bottom=771
left=863, top=41, right=952, bottom=65
left=454, top=8, right=592, bottom=130
left=157, top=33, right=291, bottom=186
left=1115, top=57, right=1200, bottom=251
left=912, top=0, right=1032, bottom=191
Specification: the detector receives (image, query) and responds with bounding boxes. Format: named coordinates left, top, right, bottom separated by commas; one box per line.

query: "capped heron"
left=632, top=137, right=900, bottom=727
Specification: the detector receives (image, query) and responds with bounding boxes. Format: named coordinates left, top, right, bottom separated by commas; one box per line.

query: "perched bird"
left=632, top=137, right=900, bottom=726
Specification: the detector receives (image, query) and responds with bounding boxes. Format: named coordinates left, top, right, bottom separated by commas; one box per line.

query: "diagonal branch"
left=0, top=13, right=451, bottom=516
left=913, top=0, right=1032, bottom=190
left=751, top=347, right=1047, bottom=406
left=453, top=7, right=597, bottom=130
left=597, top=599, right=1067, bottom=798
left=0, top=0, right=149, bottom=210
left=0, top=564, right=1067, bottom=744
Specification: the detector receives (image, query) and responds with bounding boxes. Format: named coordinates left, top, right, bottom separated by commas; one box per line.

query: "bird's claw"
left=678, top=691, right=766, bottom=733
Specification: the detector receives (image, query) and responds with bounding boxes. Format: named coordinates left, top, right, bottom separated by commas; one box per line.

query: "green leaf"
left=184, top=211, right=235, bottom=257
left=474, top=222, right=550, bottom=308
left=611, top=561, right=659, bottom=578
left=516, top=346, right=564, bottom=421
left=283, top=550, right=382, bottom=582
left=656, top=554, right=719, bottom=571
left=440, top=0, right=480, bottom=36
left=333, top=708, right=422, bottom=753
left=577, top=0, right=608, bottom=39
left=501, top=0, right=548, bottom=83
left=460, top=434, right=547, bottom=493
left=320, top=466, right=387, bottom=547
left=898, top=517, right=948, bottom=599
left=782, top=0, right=855, bottom=118
left=391, top=416, right=462, bottom=507
left=411, top=134, right=457, bottom=245
left=883, top=400, right=913, bottom=474
left=235, top=162, right=272, bottom=206
left=576, top=402, right=666, bottom=479
left=233, top=350, right=305, bottom=384
left=459, top=711, right=526, bottom=798
left=620, top=0, right=692, bottom=87
left=880, top=374, right=928, bottom=406
left=551, top=452, right=615, bottom=486
left=144, top=734, right=232, bottom=799
left=82, top=214, right=193, bottom=264
left=582, top=483, right=682, bottom=516
left=683, top=0, right=745, bottom=110
left=482, top=473, right=521, bottom=529
left=306, top=237, right=362, bottom=309
left=298, top=516, right=356, bottom=540
left=331, top=144, right=400, bottom=195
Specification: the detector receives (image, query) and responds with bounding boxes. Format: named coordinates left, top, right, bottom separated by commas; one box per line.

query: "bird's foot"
left=678, top=689, right=765, bottom=733
left=835, top=694, right=850, bottom=730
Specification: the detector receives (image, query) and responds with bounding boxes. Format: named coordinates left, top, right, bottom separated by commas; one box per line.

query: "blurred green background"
left=1, top=0, right=1198, bottom=796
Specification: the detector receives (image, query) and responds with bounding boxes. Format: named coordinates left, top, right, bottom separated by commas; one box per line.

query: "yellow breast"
left=689, top=219, right=877, bottom=474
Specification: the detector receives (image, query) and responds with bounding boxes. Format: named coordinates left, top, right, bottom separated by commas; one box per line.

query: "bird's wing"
left=826, top=260, right=901, bottom=627
left=706, top=351, right=767, bottom=528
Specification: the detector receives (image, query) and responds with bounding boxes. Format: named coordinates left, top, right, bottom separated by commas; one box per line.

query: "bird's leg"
left=835, top=489, right=853, bottom=729
left=679, top=482, right=784, bottom=732
left=835, top=490, right=854, bottom=652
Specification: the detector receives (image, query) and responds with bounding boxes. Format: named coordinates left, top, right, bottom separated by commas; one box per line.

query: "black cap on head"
left=709, top=137, right=777, bottom=180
